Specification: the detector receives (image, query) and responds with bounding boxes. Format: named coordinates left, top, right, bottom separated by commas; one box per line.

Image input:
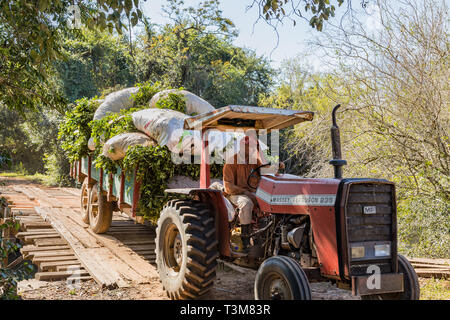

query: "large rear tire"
left=255, top=255, right=311, bottom=300
left=80, top=178, right=90, bottom=224
left=155, top=199, right=218, bottom=300
left=88, top=183, right=113, bottom=234
left=361, top=254, right=420, bottom=300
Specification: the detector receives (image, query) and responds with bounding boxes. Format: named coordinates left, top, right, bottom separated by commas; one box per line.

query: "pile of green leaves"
left=123, top=145, right=222, bottom=221
left=59, top=82, right=223, bottom=221
left=58, top=98, right=99, bottom=162
left=131, top=81, right=164, bottom=108
left=154, top=91, right=186, bottom=113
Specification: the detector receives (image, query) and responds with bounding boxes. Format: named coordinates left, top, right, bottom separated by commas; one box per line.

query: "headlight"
left=374, top=244, right=391, bottom=257
left=351, top=246, right=365, bottom=259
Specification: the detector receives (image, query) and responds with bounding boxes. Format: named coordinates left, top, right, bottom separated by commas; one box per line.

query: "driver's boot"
left=241, top=224, right=251, bottom=253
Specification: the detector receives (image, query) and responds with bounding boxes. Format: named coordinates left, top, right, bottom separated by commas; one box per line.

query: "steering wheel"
left=247, top=163, right=271, bottom=190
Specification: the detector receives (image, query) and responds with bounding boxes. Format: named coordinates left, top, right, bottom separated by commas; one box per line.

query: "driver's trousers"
left=227, top=194, right=253, bottom=225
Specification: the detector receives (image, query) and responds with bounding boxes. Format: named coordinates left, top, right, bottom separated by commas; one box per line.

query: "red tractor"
left=155, top=104, right=420, bottom=300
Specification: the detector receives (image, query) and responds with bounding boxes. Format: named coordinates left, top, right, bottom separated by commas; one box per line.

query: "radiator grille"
left=346, top=183, right=394, bottom=276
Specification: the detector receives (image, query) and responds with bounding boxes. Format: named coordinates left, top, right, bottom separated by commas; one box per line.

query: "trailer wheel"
left=80, top=178, right=90, bottom=224
left=88, top=183, right=113, bottom=234
left=255, top=255, right=311, bottom=300
left=361, top=254, right=420, bottom=300
left=156, top=200, right=218, bottom=300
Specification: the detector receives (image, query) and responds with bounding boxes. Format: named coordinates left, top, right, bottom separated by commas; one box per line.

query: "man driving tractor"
left=223, top=134, right=284, bottom=252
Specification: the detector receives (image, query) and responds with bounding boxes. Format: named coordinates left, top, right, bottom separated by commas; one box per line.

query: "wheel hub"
left=268, top=276, right=290, bottom=300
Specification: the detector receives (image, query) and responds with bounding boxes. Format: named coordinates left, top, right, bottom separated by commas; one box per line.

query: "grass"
left=419, top=278, right=450, bottom=300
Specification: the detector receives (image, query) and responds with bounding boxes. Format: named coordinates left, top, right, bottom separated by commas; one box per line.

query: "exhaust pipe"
left=329, top=104, right=347, bottom=179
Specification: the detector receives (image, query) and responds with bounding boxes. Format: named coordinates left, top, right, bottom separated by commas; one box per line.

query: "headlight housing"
left=374, top=244, right=391, bottom=257
left=351, top=246, right=365, bottom=259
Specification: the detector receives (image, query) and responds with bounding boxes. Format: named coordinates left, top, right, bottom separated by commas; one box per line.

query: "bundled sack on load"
left=93, top=87, right=139, bottom=120
left=102, top=132, right=157, bottom=161
left=132, top=108, right=238, bottom=156
left=149, top=89, right=215, bottom=116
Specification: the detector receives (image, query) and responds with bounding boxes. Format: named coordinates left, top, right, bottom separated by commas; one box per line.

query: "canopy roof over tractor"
left=183, top=105, right=314, bottom=132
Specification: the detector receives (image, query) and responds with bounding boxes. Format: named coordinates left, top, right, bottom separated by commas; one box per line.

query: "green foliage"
left=397, top=196, right=450, bottom=259
left=57, top=28, right=137, bottom=103
left=58, top=98, right=99, bottom=162
left=122, top=145, right=223, bottom=221
left=154, top=91, right=187, bottom=113
left=131, top=81, right=164, bottom=108
left=0, top=203, right=34, bottom=299
left=258, top=0, right=345, bottom=31
left=136, top=0, right=273, bottom=107
left=0, top=0, right=142, bottom=113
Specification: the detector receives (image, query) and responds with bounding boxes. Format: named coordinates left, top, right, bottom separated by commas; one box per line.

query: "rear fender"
left=165, top=188, right=231, bottom=257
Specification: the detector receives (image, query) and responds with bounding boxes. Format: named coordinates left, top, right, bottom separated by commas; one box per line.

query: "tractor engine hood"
left=256, top=174, right=342, bottom=277
left=256, top=174, right=340, bottom=214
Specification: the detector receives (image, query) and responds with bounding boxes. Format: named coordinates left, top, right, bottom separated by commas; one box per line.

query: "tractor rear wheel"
left=254, top=255, right=311, bottom=300
left=88, top=183, right=113, bottom=234
left=361, top=254, right=420, bottom=300
left=80, top=178, right=90, bottom=224
left=155, top=199, right=218, bottom=300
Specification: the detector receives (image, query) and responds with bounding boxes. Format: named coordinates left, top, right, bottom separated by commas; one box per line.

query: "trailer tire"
left=255, top=255, right=311, bottom=300
left=361, top=254, right=420, bottom=300
left=88, top=183, right=113, bottom=234
left=156, top=200, right=218, bottom=300
left=80, top=178, right=90, bottom=224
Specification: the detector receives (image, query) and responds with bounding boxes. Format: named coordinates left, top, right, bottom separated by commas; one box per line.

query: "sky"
left=140, top=0, right=381, bottom=70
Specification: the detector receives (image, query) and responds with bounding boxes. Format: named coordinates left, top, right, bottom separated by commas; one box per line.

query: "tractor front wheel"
left=155, top=200, right=218, bottom=300
left=361, top=254, right=420, bottom=300
left=88, top=183, right=113, bottom=234
left=254, top=255, right=311, bottom=300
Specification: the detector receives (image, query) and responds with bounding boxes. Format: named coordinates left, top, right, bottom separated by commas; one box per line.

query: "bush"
left=398, top=196, right=450, bottom=259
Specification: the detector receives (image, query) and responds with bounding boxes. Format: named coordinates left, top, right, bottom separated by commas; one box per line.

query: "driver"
left=223, top=135, right=277, bottom=252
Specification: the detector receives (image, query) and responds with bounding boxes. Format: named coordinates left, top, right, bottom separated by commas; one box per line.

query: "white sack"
left=149, top=89, right=215, bottom=115
left=93, top=87, right=139, bottom=120
left=132, top=109, right=189, bottom=152
left=87, top=137, right=96, bottom=151
left=102, top=132, right=157, bottom=161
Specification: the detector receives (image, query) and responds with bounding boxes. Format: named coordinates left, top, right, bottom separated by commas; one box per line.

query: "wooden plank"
left=53, top=209, right=101, bottom=248
left=32, top=250, right=74, bottom=258
left=16, top=230, right=58, bottom=237
left=34, top=238, right=67, bottom=246
left=40, top=260, right=81, bottom=270
left=35, top=206, right=120, bottom=289
left=35, top=270, right=90, bottom=281
left=21, top=245, right=70, bottom=253
left=414, top=268, right=450, bottom=279
left=410, top=263, right=450, bottom=270
left=126, top=244, right=156, bottom=251
left=24, top=234, right=61, bottom=242
left=84, top=228, right=159, bottom=282
left=407, top=257, right=450, bottom=266
left=33, top=255, right=77, bottom=263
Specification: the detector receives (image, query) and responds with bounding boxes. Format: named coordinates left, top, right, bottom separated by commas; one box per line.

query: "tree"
left=250, top=0, right=345, bottom=31
left=56, top=28, right=137, bottom=103
left=0, top=0, right=142, bottom=112
left=312, top=0, right=449, bottom=200
left=136, top=0, right=274, bottom=107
